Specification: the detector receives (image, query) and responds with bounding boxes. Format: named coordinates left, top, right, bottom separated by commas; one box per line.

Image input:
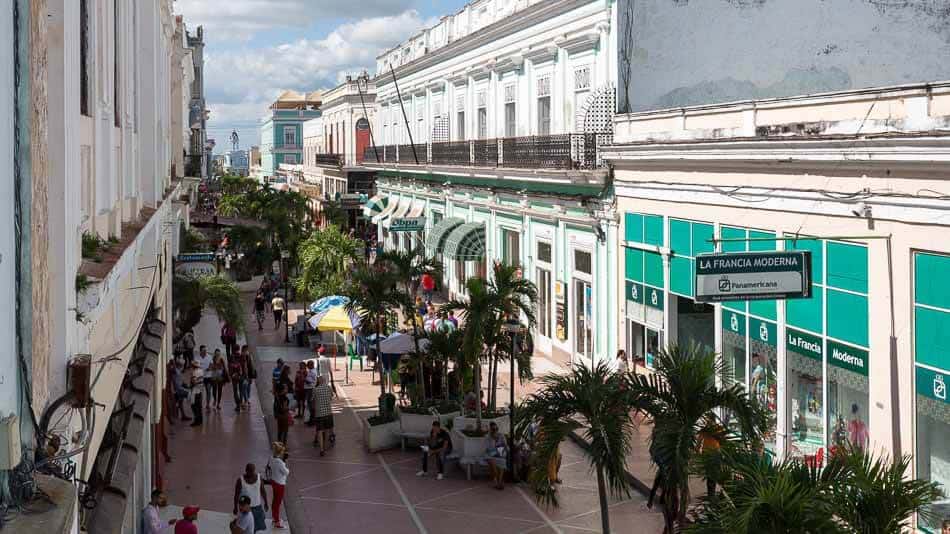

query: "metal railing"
left=314, top=153, right=342, bottom=166
left=361, top=134, right=611, bottom=170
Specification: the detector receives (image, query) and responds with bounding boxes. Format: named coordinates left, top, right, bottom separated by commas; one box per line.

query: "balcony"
left=184, top=154, right=203, bottom=177
left=362, top=134, right=612, bottom=170
left=314, top=153, right=343, bottom=166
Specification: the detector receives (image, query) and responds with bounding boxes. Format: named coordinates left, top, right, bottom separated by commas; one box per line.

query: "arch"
left=576, top=83, right=616, bottom=134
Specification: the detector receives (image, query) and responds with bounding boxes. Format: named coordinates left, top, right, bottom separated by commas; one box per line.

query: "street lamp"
left=503, top=318, right=522, bottom=478
left=281, top=249, right=291, bottom=343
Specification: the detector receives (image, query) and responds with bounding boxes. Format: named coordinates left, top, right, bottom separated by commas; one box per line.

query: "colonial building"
left=608, top=1, right=950, bottom=529
left=2, top=0, right=196, bottom=532
left=258, top=91, right=322, bottom=182
left=365, top=0, right=618, bottom=367
left=186, top=25, right=208, bottom=178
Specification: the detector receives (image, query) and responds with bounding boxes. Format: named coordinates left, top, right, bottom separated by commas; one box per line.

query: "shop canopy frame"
left=363, top=194, right=388, bottom=219
left=426, top=217, right=465, bottom=257
left=443, top=221, right=487, bottom=261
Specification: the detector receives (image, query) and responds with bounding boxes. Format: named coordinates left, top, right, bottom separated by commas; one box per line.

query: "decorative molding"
left=448, top=70, right=469, bottom=86
left=427, top=79, right=446, bottom=92
left=493, top=54, right=524, bottom=74
left=467, top=61, right=494, bottom=81
left=555, top=31, right=599, bottom=55
left=522, top=45, right=559, bottom=65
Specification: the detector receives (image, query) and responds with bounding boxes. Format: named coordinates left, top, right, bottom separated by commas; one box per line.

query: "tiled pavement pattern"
left=164, top=281, right=663, bottom=533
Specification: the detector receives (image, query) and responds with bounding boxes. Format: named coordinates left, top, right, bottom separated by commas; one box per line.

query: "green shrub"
left=81, top=232, right=105, bottom=262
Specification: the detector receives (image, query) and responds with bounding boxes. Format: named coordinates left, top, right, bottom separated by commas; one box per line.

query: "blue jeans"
left=241, top=379, right=251, bottom=404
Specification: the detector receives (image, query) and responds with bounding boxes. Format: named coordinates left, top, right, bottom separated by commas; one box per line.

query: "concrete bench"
left=397, top=431, right=430, bottom=452
left=457, top=455, right=490, bottom=481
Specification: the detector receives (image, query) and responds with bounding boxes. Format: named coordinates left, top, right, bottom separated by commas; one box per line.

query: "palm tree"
left=519, top=362, right=638, bottom=534
left=443, top=277, right=496, bottom=428
left=345, top=263, right=401, bottom=403
left=484, top=263, right=537, bottom=410
left=421, top=327, right=465, bottom=401
left=377, top=246, right=442, bottom=401
left=688, top=446, right=943, bottom=534
left=296, top=225, right=362, bottom=300
left=630, top=343, right=766, bottom=533
left=172, top=274, right=245, bottom=335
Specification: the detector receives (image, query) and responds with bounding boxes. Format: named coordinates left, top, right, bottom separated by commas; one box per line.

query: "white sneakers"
left=437, top=474, right=443, bottom=480
left=416, top=470, right=426, bottom=477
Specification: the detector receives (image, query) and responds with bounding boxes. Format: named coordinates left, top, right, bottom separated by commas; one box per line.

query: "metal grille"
left=504, top=83, right=517, bottom=103
left=396, top=144, right=425, bottom=164
left=579, top=83, right=616, bottom=134
left=537, top=76, right=551, bottom=97
left=574, top=66, right=591, bottom=91
left=432, top=116, right=449, bottom=143
left=502, top=135, right=572, bottom=169
left=431, top=140, right=471, bottom=165
left=314, top=153, right=342, bottom=166
left=473, top=139, right=498, bottom=166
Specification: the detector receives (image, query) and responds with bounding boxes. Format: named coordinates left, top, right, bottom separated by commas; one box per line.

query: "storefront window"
left=749, top=318, right=778, bottom=452
left=502, top=229, right=520, bottom=267
left=917, top=367, right=950, bottom=532
left=787, top=328, right=824, bottom=459
left=574, top=279, right=593, bottom=361
left=827, top=341, right=869, bottom=451
left=537, top=267, right=552, bottom=338
left=721, top=309, right=746, bottom=389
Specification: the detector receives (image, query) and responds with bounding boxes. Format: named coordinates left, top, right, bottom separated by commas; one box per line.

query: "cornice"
left=522, top=44, right=559, bottom=65
left=493, top=54, right=524, bottom=75
left=554, top=31, right=599, bottom=55
left=375, top=0, right=601, bottom=86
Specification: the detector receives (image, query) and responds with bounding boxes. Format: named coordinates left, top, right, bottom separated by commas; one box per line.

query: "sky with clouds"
left=174, top=0, right=470, bottom=153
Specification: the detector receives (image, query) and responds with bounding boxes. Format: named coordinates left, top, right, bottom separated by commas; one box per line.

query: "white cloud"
left=175, top=0, right=414, bottom=42
left=203, top=10, right=435, bottom=147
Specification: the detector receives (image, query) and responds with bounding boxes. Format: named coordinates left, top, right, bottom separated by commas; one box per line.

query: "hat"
left=182, top=505, right=200, bottom=518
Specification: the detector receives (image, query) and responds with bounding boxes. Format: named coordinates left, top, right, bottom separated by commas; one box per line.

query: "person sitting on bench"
left=416, top=421, right=452, bottom=480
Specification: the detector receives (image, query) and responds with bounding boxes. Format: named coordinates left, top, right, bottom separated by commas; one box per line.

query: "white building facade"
left=365, top=0, right=619, bottom=367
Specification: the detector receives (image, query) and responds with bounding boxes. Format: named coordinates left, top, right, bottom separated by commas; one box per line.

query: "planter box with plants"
left=363, top=414, right=400, bottom=453
left=397, top=401, right=461, bottom=435
left=453, top=410, right=509, bottom=437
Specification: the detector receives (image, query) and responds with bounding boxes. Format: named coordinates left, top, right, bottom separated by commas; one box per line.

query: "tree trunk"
left=596, top=465, right=611, bottom=534
left=376, top=333, right=385, bottom=398
left=475, top=351, right=482, bottom=430
left=487, top=352, right=495, bottom=411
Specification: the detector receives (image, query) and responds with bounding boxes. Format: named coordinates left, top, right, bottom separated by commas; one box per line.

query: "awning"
left=383, top=198, right=412, bottom=229
left=372, top=195, right=400, bottom=224
left=363, top=194, right=388, bottom=218
left=406, top=199, right=425, bottom=219
left=426, top=217, right=464, bottom=256
left=443, top=222, right=486, bottom=261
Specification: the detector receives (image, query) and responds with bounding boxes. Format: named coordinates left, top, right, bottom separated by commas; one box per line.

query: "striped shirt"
left=314, top=384, right=333, bottom=418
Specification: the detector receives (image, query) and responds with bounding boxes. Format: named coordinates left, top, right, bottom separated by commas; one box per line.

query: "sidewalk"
left=162, top=305, right=284, bottom=532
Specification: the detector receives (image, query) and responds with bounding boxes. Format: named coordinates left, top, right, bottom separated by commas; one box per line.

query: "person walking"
left=416, top=421, right=452, bottom=480
left=271, top=359, right=285, bottom=393
left=173, top=506, right=200, bottom=534
left=229, top=352, right=247, bottom=412
left=187, top=361, right=204, bottom=427
left=230, top=496, right=254, bottom=534
left=233, top=463, right=268, bottom=533
left=195, top=346, right=213, bottom=411
left=169, top=358, right=191, bottom=422
left=312, top=376, right=334, bottom=456
left=210, top=351, right=227, bottom=411
left=267, top=443, right=290, bottom=530
left=253, top=291, right=267, bottom=331
left=420, top=272, right=435, bottom=302
left=143, top=490, right=177, bottom=534
left=304, top=360, right=317, bottom=425
left=271, top=294, right=286, bottom=330
left=221, top=322, right=237, bottom=359
left=274, top=384, right=291, bottom=446
left=293, top=362, right=308, bottom=419
left=239, top=345, right=255, bottom=410
left=181, top=330, right=196, bottom=361
left=616, top=349, right=629, bottom=374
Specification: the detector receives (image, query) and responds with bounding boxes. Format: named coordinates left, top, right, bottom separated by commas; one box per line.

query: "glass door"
left=574, top=279, right=593, bottom=362
left=537, top=268, right=552, bottom=338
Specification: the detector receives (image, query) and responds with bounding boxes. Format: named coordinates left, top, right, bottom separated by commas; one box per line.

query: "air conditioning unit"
left=0, top=415, right=22, bottom=470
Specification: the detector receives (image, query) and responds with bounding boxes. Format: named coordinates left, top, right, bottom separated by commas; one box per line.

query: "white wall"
left=0, top=0, right=18, bottom=417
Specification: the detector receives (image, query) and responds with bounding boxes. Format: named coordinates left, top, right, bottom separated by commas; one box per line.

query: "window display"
left=787, top=328, right=824, bottom=458
left=721, top=309, right=746, bottom=389
left=749, top=318, right=777, bottom=452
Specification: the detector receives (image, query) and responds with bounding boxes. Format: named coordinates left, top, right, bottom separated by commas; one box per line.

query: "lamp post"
left=503, top=318, right=521, bottom=478
left=281, top=249, right=291, bottom=343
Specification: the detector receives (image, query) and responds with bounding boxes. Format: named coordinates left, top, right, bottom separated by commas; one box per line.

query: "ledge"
left=4, top=474, right=77, bottom=534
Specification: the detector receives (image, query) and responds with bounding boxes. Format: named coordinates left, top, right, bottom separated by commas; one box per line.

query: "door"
left=355, top=118, right=370, bottom=164
left=573, top=279, right=593, bottom=363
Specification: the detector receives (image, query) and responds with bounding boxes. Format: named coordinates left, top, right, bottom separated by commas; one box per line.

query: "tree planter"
left=453, top=415, right=509, bottom=436
left=397, top=408, right=461, bottom=435
left=362, top=418, right=400, bottom=452
left=452, top=430, right=489, bottom=458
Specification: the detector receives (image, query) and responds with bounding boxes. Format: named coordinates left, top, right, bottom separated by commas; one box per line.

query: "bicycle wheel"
left=38, top=391, right=92, bottom=463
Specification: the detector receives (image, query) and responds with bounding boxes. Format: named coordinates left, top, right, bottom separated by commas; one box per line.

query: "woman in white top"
left=234, top=463, right=268, bottom=532
left=267, top=442, right=290, bottom=530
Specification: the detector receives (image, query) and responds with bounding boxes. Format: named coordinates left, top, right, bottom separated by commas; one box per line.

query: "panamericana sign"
left=695, top=251, right=811, bottom=302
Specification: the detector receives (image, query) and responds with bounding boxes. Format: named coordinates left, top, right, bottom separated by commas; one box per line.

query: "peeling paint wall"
left=30, top=0, right=50, bottom=414
left=618, top=0, right=950, bottom=113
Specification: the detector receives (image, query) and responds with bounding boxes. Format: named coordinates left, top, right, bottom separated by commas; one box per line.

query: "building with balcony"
left=366, top=0, right=618, bottom=367
left=187, top=25, right=208, bottom=178
left=608, top=2, right=950, bottom=528
left=225, top=149, right=249, bottom=176
left=259, top=91, right=322, bottom=182
left=1, top=1, right=195, bottom=532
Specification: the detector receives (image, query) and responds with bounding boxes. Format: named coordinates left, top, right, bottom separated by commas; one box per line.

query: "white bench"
left=457, top=455, right=491, bottom=480
left=397, top=431, right=430, bottom=452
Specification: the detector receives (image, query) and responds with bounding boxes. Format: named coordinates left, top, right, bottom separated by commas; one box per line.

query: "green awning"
left=363, top=194, right=388, bottom=218
left=443, top=222, right=486, bottom=261
left=383, top=198, right=412, bottom=229
left=426, top=217, right=464, bottom=257
left=372, top=195, right=400, bottom=224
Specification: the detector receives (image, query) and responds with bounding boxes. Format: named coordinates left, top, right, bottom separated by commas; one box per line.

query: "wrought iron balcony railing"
left=313, top=153, right=342, bottom=166
left=361, top=134, right=611, bottom=170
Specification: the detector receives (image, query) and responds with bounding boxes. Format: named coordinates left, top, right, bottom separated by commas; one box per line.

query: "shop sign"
left=827, top=340, right=869, bottom=376
left=786, top=328, right=822, bottom=362
left=722, top=309, right=746, bottom=336
left=175, top=261, right=215, bottom=277
left=626, top=281, right=644, bottom=304
left=749, top=317, right=777, bottom=348
left=390, top=217, right=426, bottom=232
left=917, top=365, right=950, bottom=404
left=695, top=251, right=812, bottom=302
left=178, top=252, right=215, bottom=263
left=645, top=287, right=664, bottom=311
